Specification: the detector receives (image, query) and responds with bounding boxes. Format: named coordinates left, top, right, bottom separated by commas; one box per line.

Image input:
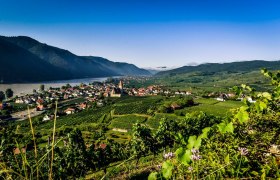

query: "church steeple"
left=118, top=80, right=123, bottom=90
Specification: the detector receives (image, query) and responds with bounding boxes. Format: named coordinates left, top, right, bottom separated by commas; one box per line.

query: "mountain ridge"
left=0, top=35, right=151, bottom=83
left=156, top=60, right=280, bottom=76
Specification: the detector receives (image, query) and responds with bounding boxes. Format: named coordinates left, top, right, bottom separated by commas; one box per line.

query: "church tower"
left=118, top=80, right=123, bottom=90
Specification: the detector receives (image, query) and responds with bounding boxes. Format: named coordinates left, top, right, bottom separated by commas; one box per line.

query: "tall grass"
left=49, top=101, right=57, bottom=180
left=28, top=107, right=39, bottom=180
left=0, top=101, right=59, bottom=179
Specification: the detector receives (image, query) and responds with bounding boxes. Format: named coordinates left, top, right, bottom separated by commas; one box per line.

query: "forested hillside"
left=0, top=36, right=150, bottom=83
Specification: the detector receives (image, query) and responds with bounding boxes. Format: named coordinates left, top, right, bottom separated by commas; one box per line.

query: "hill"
left=156, top=60, right=280, bottom=76
left=0, top=36, right=150, bottom=83
left=0, top=38, right=73, bottom=83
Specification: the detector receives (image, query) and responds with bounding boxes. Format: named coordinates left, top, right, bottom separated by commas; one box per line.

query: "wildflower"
left=156, top=164, right=162, bottom=169
left=191, top=154, right=202, bottom=161
left=163, top=152, right=174, bottom=159
left=188, top=166, right=193, bottom=171
left=191, top=148, right=199, bottom=154
left=238, top=147, right=249, bottom=156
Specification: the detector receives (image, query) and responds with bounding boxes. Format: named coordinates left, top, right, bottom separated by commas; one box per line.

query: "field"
left=10, top=95, right=243, bottom=146
left=154, top=70, right=272, bottom=93
left=180, top=98, right=243, bottom=117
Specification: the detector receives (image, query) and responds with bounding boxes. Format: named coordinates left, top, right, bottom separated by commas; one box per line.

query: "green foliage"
left=234, top=106, right=249, bottom=123
left=5, top=88, right=13, bottom=99
left=1, top=69, right=280, bottom=179
left=110, top=115, right=146, bottom=131
left=176, top=148, right=191, bottom=165
left=217, top=121, right=234, bottom=134
left=162, top=160, right=174, bottom=179
left=148, top=70, right=280, bottom=179
left=113, top=96, right=162, bottom=115
left=0, top=91, right=5, bottom=102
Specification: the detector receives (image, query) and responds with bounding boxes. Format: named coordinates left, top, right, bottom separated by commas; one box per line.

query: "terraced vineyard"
left=113, top=96, right=162, bottom=115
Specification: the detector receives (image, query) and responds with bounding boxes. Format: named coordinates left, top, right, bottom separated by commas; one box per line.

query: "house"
left=216, top=93, right=228, bottom=102
left=216, top=97, right=225, bottom=102
left=171, top=103, right=181, bottom=110
left=0, top=103, right=7, bottom=110
left=94, top=143, right=107, bottom=150
left=77, top=102, right=87, bottom=110
left=24, top=99, right=32, bottom=104
left=111, top=88, right=122, bottom=97
left=36, top=98, right=44, bottom=105
left=15, top=98, right=24, bottom=104
left=64, top=107, right=77, bottom=115
left=13, top=147, right=26, bottom=155
left=36, top=104, right=46, bottom=111
left=247, top=97, right=256, bottom=103
left=43, top=114, right=55, bottom=121
left=138, top=88, right=146, bottom=96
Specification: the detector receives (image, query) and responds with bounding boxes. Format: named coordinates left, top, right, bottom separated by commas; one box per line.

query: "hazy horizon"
left=1, top=0, right=280, bottom=68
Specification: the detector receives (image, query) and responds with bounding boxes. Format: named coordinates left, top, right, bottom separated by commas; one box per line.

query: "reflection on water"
left=0, top=77, right=115, bottom=96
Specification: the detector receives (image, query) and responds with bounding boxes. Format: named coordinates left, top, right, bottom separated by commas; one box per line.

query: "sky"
left=1, top=0, right=280, bottom=68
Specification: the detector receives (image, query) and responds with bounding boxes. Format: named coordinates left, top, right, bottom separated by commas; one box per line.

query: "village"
left=1, top=77, right=255, bottom=122
left=0, top=78, right=181, bottom=121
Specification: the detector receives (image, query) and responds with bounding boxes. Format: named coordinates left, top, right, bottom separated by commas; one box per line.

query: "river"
left=0, top=77, right=116, bottom=96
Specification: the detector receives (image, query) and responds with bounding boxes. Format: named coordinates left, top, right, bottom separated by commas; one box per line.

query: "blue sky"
left=1, top=0, right=280, bottom=67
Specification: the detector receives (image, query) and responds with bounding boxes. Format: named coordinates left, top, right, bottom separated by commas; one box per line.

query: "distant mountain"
left=144, top=66, right=179, bottom=75
left=0, top=36, right=150, bottom=83
left=0, top=38, right=73, bottom=83
left=156, top=60, right=280, bottom=76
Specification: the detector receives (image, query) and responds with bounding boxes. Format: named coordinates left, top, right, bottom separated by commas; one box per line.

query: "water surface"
left=0, top=77, right=114, bottom=96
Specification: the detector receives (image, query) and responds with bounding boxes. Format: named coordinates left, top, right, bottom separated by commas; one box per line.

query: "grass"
left=9, top=102, right=29, bottom=112
left=146, top=113, right=185, bottom=130
left=182, top=98, right=243, bottom=117
left=109, top=115, right=147, bottom=131
left=113, top=96, right=162, bottom=115
left=105, top=130, right=131, bottom=143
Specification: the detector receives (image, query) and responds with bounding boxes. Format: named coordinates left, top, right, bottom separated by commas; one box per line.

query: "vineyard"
left=113, top=96, right=162, bottom=115
left=0, top=70, right=279, bottom=179
left=110, top=115, right=147, bottom=131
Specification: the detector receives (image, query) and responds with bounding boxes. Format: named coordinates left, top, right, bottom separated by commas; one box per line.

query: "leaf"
left=235, top=107, right=249, bottom=123
left=217, top=122, right=226, bottom=133
left=162, top=160, right=174, bottom=179
left=255, top=101, right=267, bottom=112
left=176, top=148, right=191, bottom=165
left=194, top=136, right=202, bottom=149
left=200, top=127, right=211, bottom=139
left=217, top=122, right=234, bottom=134
left=261, top=92, right=272, bottom=100
left=148, top=172, right=158, bottom=180
left=187, top=136, right=197, bottom=150
left=225, top=122, right=234, bottom=133
left=224, top=154, right=230, bottom=164
left=175, top=133, right=186, bottom=145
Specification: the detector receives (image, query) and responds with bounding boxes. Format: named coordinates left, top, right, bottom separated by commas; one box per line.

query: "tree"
left=0, top=91, right=5, bottom=102
left=39, top=84, right=45, bottom=92
left=5, top=88, right=13, bottom=99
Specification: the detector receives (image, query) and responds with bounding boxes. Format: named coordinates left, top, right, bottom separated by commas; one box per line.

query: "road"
left=11, top=108, right=45, bottom=121
left=9, top=97, right=84, bottom=121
